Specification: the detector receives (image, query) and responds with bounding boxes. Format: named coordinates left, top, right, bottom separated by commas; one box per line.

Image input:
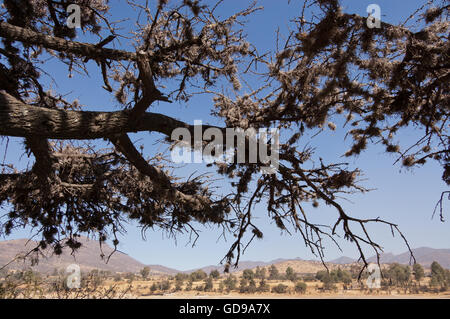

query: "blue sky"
left=1, top=0, right=448, bottom=271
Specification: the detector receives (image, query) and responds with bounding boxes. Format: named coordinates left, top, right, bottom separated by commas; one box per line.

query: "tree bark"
left=0, top=91, right=207, bottom=139
left=0, top=21, right=136, bottom=61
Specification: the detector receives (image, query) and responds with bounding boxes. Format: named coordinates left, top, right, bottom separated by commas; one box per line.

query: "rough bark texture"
left=0, top=21, right=136, bottom=61
left=0, top=91, right=198, bottom=139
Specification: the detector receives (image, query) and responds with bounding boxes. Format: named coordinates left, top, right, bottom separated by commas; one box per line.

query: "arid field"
left=2, top=261, right=450, bottom=299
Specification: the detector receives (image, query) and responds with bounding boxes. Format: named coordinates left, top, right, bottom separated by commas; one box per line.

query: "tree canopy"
left=0, top=0, right=448, bottom=274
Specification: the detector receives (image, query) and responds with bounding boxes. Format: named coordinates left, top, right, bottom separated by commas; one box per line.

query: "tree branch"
left=128, top=51, right=171, bottom=120
left=0, top=91, right=215, bottom=139
left=110, top=134, right=171, bottom=188
left=24, top=136, right=55, bottom=182
left=110, top=134, right=212, bottom=211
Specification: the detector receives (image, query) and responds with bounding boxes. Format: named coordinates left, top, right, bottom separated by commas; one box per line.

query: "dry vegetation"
left=0, top=0, right=448, bottom=277
left=2, top=262, right=450, bottom=299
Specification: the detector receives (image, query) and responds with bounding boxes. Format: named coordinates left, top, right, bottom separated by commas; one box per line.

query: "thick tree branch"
left=24, top=136, right=55, bottom=181
left=0, top=21, right=136, bottom=61
left=0, top=91, right=215, bottom=139
left=110, top=133, right=212, bottom=211
left=128, top=52, right=171, bottom=120
left=110, top=134, right=171, bottom=188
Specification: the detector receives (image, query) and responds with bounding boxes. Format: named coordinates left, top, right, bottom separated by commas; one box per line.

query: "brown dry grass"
left=101, top=277, right=450, bottom=299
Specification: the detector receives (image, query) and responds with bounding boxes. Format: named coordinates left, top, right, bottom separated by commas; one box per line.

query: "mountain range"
left=1, top=237, right=449, bottom=275
left=330, top=247, right=450, bottom=269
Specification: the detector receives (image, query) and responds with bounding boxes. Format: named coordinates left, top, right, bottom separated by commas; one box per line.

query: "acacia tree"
left=140, top=266, right=150, bottom=280
left=0, top=0, right=448, bottom=275
left=412, top=263, right=425, bottom=286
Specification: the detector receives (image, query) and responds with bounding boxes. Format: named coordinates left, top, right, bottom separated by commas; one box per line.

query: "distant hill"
left=368, top=247, right=450, bottom=268
left=0, top=237, right=146, bottom=274
left=330, top=247, right=450, bottom=269
left=146, top=264, right=180, bottom=275
left=186, top=260, right=272, bottom=274
left=182, top=257, right=351, bottom=275
left=247, top=259, right=342, bottom=276
left=183, top=258, right=312, bottom=274
left=1, top=238, right=449, bottom=275
left=329, top=256, right=355, bottom=264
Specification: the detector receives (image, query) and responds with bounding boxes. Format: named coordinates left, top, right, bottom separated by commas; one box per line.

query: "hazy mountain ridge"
left=0, top=237, right=146, bottom=274
left=1, top=238, right=449, bottom=275
left=329, top=256, right=355, bottom=264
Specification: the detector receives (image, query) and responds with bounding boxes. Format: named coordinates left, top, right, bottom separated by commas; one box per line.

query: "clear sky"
left=1, top=0, right=448, bottom=271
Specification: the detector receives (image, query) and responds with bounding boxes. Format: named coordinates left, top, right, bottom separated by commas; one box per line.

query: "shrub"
left=268, top=265, right=280, bottom=280
left=223, top=275, right=237, bottom=291
left=286, top=267, right=297, bottom=282
left=255, top=266, right=266, bottom=280
left=140, top=266, right=150, bottom=280
left=272, top=284, right=288, bottom=294
left=258, top=279, right=270, bottom=292
left=190, top=270, right=208, bottom=282
left=243, top=269, right=255, bottom=280
left=185, top=280, right=193, bottom=291
left=203, top=277, right=213, bottom=292
left=295, top=281, right=307, bottom=294
left=175, top=273, right=188, bottom=282
left=209, top=270, right=220, bottom=279
left=175, top=281, right=183, bottom=291
left=159, top=280, right=171, bottom=291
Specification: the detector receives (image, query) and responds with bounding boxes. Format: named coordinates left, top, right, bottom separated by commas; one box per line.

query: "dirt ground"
left=138, top=290, right=450, bottom=299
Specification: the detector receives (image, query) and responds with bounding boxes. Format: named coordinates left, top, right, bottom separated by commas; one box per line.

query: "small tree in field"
left=140, top=266, right=150, bottom=280
left=268, top=265, right=280, bottom=280
left=321, top=275, right=336, bottom=292
left=239, top=277, right=249, bottom=293
left=159, top=280, right=171, bottom=292
left=430, top=261, right=449, bottom=291
left=218, top=281, right=225, bottom=293
left=203, top=277, right=213, bottom=292
left=175, top=273, right=188, bottom=283
left=413, top=263, right=425, bottom=287
left=209, top=270, right=220, bottom=279
left=255, top=266, right=266, bottom=280
left=242, top=269, right=255, bottom=280
left=315, top=270, right=328, bottom=282
left=387, top=263, right=411, bottom=288
left=258, top=279, right=270, bottom=292
left=185, top=280, right=193, bottom=292
left=190, top=270, right=207, bottom=282
left=223, top=275, right=237, bottom=292
left=285, top=267, right=297, bottom=282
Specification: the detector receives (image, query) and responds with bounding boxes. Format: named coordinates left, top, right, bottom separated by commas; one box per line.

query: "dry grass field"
left=2, top=259, right=450, bottom=299
left=2, top=275, right=450, bottom=299
left=91, top=275, right=450, bottom=299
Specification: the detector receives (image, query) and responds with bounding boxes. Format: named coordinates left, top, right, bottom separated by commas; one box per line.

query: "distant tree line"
left=2, top=261, right=450, bottom=298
